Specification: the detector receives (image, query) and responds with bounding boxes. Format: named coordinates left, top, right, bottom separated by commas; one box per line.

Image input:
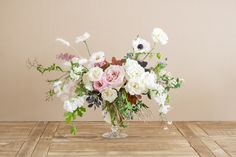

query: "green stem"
left=84, top=41, right=91, bottom=56
left=142, top=43, right=156, bottom=60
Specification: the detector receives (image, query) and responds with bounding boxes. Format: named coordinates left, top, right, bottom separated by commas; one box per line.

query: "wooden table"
left=0, top=121, right=235, bottom=157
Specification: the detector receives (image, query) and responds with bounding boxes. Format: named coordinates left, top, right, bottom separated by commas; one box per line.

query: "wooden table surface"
left=0, top=121, right=235, bottom=157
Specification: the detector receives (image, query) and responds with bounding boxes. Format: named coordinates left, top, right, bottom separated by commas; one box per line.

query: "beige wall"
left=0, top=0, right=236, bottom=121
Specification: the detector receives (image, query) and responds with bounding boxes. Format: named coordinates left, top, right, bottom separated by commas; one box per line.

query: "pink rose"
left=103, top=65, right=125, bottom=90
left=93, top=79, right=108, bottom=92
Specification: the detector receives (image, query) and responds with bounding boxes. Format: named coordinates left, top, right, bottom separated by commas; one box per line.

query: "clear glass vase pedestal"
left=102, top=125, right=128, bottom=139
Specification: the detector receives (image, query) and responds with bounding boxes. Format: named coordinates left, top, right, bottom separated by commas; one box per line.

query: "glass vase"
left=102, top=124, right=128, bottom=139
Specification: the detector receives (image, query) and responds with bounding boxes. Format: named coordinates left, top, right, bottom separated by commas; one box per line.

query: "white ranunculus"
left=101, top=88, right=118, bottom=103
left=154, top=93, right=167, bottom=105
left=125, top=78, right=146, bottom=95
left=88, top=67, right=103, bottom=82
left=152, top=28, right=168, bottom=45
left=142, top=72, right=157, bottom=90
left=63, top=97, right=85, bottom=112
left=82, top=73, right=93, bottom=91
left=56, top=38, right=70, bottom=47
left=159, top=105, right=170, bottom=114
left=125, top=59, right=145, bottom=80
left=132, top=37, right=151, bottom=53
left=75, top=32, right=90, bottom=43
left=89, top=51, right=105, bottom=64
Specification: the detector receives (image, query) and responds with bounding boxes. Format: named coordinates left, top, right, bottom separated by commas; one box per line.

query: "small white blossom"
left=101, top=88, right=118, bottom=103
left=89, top=51, right=105, bottom=64
left=152, top=28, right=168, bottom=45
left=159, top=105, right=170, bottom=114
left=71, top=57, right=88, bottom=65
left=53, top=81, right=63, bottom=97
left=63, top=97, right=85, bottom=112
left=64, top=61, right=72, bottom=67
left=88, top=67, right=103, bottom=81
left=132, top=37, right=151, bottom=53
left=154, top=93, right=167, bottom=105
left=75, top=32, right=90, bottom=43
left=56, top=38, right=70, bottom=47
left=70, top=71, right=80, bottom=80
left=73, top=66, right=84, bottom=73
left=155, top=84, right=165, bottom=94
left=82, top=73, right=93, bottom=91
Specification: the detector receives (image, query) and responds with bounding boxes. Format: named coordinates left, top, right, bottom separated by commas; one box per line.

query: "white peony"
left=132, top=37, right=151, bottom=53
left=75, top=32, right=90, bottom=43
left=142, top=72, right=157, bottom=90
left=89, top=51, right=105, bottom=64
left=125, top=59, right=145, bottom=80
left=154, top=93, right=167, bottom=105
left=152, top=28, right=168, bottom=45
left=101, top=88, right=118, bottom=103
left=82, top=73, right=93, bottom=91
left=88, top=67, right=103, bottom=82
left=63, top=97, right=85, bottom=112
left=125, top=78, right=146, bottom=95
left=159, top=105, right=170, bottom=114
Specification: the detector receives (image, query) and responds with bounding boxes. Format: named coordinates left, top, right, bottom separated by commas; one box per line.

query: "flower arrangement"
left=29, top=28, right=183, bottom=137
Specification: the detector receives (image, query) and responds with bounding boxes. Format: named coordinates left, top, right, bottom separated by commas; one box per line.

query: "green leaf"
left=156, top=52, right=161, bottom=59
left=70, top=126, right=77, bottom=135
left=64, top=112, right=72, bottom=124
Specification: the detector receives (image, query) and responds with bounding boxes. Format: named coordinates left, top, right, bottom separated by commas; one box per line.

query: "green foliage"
left=45, top=89, right=56, bottom=101
left=75, top=84, right=86, bottom=96
left=70, top=126, right=77, bottom=135
left=36, top=63, right=63, bottom=74
left=156, top=52, right=161, bottom=59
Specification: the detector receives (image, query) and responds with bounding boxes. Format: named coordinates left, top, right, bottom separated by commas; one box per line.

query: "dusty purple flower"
left=56, top=53, right=75, bottom=61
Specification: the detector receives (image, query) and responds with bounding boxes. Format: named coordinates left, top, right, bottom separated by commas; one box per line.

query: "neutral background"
left=0, top=0, right=236, bottom=121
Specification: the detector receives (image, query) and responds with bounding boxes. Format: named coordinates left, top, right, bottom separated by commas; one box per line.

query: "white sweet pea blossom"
left=63, top=97, right=85, bottom=112
left=70, top=71, right=80, bottom=80
left=88, top=67, right=103, bottom=81
left=155, top=84, right=165, bottom=94
left=56, top=38, right=70, bottom=47
left=154, top=93, right=167, bottom=105
left=152, top=28, right=168, bottom=45
left=132, top=37, right=151, bottom=53
left=159, top=105, right=170, bottom=114
left=101, top=88, right=118, bottom=103
left=125, top=78, right=146, bottom=95
left=75, top=32, right=90, bottom=43
left=89, top=51, right=105, bottom=64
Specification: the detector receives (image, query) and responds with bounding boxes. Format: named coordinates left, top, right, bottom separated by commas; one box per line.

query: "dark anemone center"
left=137, top=44, right=144, bottom=49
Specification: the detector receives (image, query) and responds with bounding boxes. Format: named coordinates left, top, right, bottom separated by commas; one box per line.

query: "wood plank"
left=16, top=121, right=47, bottom=157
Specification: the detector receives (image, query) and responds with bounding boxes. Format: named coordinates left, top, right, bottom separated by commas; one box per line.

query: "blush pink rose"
left=103, top=65, right=125, bottom=90
left=93, top=79, right=108, bottom=92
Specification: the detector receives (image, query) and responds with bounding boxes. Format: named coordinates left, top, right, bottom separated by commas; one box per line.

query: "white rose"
left=101, top=88, right=118, bottom=103
left=88, top=67, right=103, bottom=81
left=63, top=97, right=84, bottom=112
left=125, top=59, right=145, bottom=80
left=142, top=72, right=157, bottom=90
left=125, top=78, right=146, bottom=95
left=152, top=28, right=168, bottom=45
left=89, top=51, right=105, bottom=64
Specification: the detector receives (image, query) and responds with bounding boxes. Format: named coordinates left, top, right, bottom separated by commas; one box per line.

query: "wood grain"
left=0, top=121, right=235, bottom=157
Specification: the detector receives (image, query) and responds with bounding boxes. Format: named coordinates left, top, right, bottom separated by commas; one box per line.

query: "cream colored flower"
left=75, top=32, right=90, bottom=43
left=125, top=78, right=146, bottom=95
left=152, top=28, right=168, bottom=45
left=88, top=67, right=103, bottom=81
left=101, top=88, right=118, bottom=103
